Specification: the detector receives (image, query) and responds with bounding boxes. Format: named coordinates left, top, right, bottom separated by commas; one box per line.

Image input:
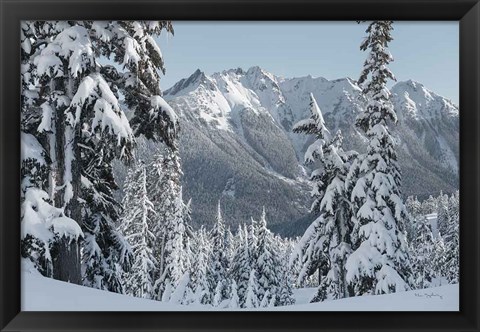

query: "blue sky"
left=157, top=22, right=459, bottom=104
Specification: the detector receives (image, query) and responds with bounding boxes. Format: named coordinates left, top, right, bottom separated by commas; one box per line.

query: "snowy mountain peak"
left=165, top=68, right=212, bottom=96
left=245, top=65, right=276, bottom=80
left=391, top=80, right=458, bottom=120
left=161, top=67, right=459, bottom=232
left=392, top=80, right=432, bottom=101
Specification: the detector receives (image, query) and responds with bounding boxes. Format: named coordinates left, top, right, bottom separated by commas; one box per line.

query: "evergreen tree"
left=291, top=94, right=354, bottom=301
left=274, top=235, right=296, bottom=306
left=145, top=150, right=166, bottom=275
left=224, top=226, right=235, bottom=265
left=22, top=22, right=109, bottom=284
left=293, top=93, right=331, bottom=214
left=81, top=137, right=133, bottom=292
left=277, top=272, right=296, bottom=307
left=247, top=220, right=258, bottom=266
left=289, top=94, right=330, bottom=288
left=436, top=192, right=450, bottom=237
left=432, top=236, right=447, bottom=284
left=120, top=162, right=157, bottom=299
left=245, top=270, right=260, bottom=309
left=206, top=202, right=230, bottom=303
left=169, top=272, right=191, bottom=305
left=20, top=21, right=177, bottom=284
left=346, top=21, right=412, bottom=295
left=227, top=280, right=240, bottom=309
left=312, top=132, right=354, bottom=302
left=152, top=151, right=188, bottom=301
left=411, top=216, right=435, bottom=289
left=443, top=192, right=459, bottom=283
left=189, top=227, right=211, bottom=305
left=255, top=208, right=280, bottom=305
left=230, top=226, right=251, bottom=307
left=405, top=196, right=422, bottom=243
left=212, top=282, right=224, bottom=307
left=420, top=195, right=438, bottom=216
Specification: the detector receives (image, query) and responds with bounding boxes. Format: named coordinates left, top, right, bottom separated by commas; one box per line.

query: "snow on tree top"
left=34, top=26, right=95, bottom=78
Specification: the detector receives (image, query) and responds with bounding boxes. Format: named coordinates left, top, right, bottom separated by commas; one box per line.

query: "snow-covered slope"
left=391, top=80, right=459, bottom=173
left=22, top=266, right=459, bottom=311
left=156, top=67, right=459, bottom=235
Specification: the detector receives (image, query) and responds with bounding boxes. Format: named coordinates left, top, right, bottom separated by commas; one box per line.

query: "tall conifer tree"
left=346, top=21, right=412, bottom=295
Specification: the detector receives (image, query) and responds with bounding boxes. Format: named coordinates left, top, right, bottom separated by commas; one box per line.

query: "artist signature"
left=414, top=292, right=443, bottom=300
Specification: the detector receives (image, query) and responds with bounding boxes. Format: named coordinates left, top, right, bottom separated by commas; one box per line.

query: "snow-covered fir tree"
left=293, top=93, right=331, bottom=213
left=346, top=21, right=412, bottom=295
left=405, top=191, right=460, bottom=286
left=290, top=93, right=355, bottom=302
left=212, top=282, right=225, bottom=307
left=443, top=192, right=459, bottom=283
left=224, top=226, right=235, bottom=265
left=206, top=202, right=230, bottom=304
left=255, top=208, right=280, bottom=306
left=244, top=270, right=260, bottom=309
left=120, top=162, right=157, bottom=299
left=22, top=22, right=107, bottom=284
left=227, top=280, right=240, bottom=309
left=81, top=135, right=134, bottom=292
left=432, top=236, right=447, bottom=284
left=289, top=94, right=331, bottom=288
left=274, top=235, right=296, bottom=306
left=420, top=195, right=438, bottom=216
left=436, top=192, right=450, bottom=237
left=168, top=272, right=191, bottom=305
left=20, top=21, right=177, bottom=285
left=182, top=229, right=194, bottom=282
left=312, top=132, right=355, bottom=302
left=152, top=151, right=189, bottom=301
left=188, top=227, right=211, bottom=305
left=411, top=216, right=435, bottom=289
left=405, top=196, right=422, bottom=243
left=230, top=226, right=252, bottom=307
left=247, top=220, right=258, bottom=265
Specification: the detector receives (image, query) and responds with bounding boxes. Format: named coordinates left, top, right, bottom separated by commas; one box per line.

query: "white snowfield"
left=22, top=267, right=458, bottom=311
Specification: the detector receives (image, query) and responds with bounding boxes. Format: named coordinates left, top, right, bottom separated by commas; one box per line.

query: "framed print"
left=1, top=0, right=479, bottom=331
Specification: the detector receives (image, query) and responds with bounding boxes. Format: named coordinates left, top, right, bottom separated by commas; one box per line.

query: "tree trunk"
left=52, top=80, right=82, bottom=285
left=52, top=237, right=81, bottom=284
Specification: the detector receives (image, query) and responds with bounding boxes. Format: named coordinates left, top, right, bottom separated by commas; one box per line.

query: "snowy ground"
left=22, top=265, right=459, bottom=311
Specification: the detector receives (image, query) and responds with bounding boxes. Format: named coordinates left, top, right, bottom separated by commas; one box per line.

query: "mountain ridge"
left=159, top=66, right=459, bottom=236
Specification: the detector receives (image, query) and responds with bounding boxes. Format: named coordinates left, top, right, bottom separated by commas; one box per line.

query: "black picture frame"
left=1, top=0, right=479, bottom=331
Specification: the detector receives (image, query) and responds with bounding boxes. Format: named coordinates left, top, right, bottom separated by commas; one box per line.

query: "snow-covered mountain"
left=162, top=67, right=459, bottom=235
